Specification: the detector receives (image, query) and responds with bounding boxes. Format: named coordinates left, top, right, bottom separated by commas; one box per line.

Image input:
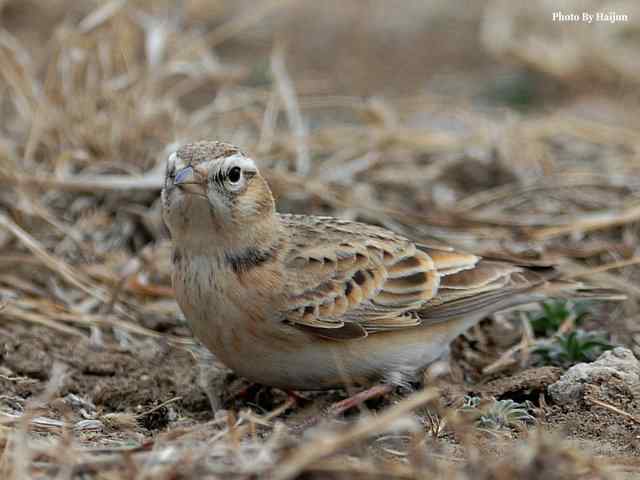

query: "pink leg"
left=285, top=389, right=308, bottom=404
left=327, top=384, right=394, bottom=416
left=292, top=384, right=394, bottom=432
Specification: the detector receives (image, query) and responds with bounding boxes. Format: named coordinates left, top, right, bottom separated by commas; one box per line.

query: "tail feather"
left=419, top=260, right=626, bottom=325
left=534, top=281, right=627, bottom=302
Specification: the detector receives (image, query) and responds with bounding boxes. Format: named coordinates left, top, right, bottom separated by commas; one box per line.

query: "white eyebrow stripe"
left=223, top=153, right=257, bottom=171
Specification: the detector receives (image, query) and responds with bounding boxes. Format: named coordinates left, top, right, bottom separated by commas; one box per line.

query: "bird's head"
left=161, top=141, right=276, bottom=249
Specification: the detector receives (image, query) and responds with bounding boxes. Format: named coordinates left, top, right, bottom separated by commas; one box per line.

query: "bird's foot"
left=325, top=384, right=394, bottom=417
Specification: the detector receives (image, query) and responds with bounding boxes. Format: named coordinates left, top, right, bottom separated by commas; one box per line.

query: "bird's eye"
left=228, top=166, right=242, bottom=184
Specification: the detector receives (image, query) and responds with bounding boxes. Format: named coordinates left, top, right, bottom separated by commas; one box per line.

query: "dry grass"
left=0, top=0, right=639, bottom=478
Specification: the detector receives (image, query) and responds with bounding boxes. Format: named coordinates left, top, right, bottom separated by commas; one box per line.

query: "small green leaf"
left=533, top=329, right=614, bottom=368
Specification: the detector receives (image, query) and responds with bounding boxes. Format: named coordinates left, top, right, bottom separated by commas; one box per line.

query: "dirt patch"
left=471, top=366, right=563, bottom=402
left=3, top=320, right=640, bottom=467
left=544, top=377, right=640, bottom=455
left=1, top=324, right=211, bottom=423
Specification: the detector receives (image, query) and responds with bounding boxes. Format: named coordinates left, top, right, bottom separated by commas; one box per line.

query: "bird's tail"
left=532, top=279, right=627, bottom=302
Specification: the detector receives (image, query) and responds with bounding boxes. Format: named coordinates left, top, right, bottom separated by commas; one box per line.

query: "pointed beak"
left=174, top=165, right=194, bottom=185
left=174, top=165, right=205, bottom=196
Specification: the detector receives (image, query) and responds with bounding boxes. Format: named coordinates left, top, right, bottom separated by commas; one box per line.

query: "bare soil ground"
left=1, top=1, right=640, bottom=478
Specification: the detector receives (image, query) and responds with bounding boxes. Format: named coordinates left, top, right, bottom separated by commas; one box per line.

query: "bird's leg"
left=230, top=385, right=306, bottom=414
left=284, top=389, right=309, bottom=405
left=291, top=384, right=394, bottom=432
left=194, top=349, right=231, bottom=413
left=326, top=384, right=394, bottom=416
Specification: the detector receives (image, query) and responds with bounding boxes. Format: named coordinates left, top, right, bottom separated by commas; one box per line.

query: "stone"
left=547, top=347, right=640, bottom=404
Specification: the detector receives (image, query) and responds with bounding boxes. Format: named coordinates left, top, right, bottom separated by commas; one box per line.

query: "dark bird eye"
left=228, top=166, right=242, bottom=183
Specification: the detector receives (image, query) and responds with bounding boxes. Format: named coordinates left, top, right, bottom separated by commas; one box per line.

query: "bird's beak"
left=174, top=165, right=195, bottom=185
left=174, top=165, right=206, bottom=196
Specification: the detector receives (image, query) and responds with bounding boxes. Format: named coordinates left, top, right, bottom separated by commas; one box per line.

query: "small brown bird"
left=162, top=141, right=622, bottom=395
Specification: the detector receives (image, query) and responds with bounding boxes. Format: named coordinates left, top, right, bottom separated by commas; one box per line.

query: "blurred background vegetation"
left=1, top=0, right=639, bottom=478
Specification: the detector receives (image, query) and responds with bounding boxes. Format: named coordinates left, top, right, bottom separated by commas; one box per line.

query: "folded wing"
left=278, top=215, right=619, bottom=341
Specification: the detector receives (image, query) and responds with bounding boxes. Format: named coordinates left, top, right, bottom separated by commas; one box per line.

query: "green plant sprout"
left=461, top=396, right=535, bottom=430
left=527, top=300, right=592, bottom=337
left=533, top=330, right=614, bottom=368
